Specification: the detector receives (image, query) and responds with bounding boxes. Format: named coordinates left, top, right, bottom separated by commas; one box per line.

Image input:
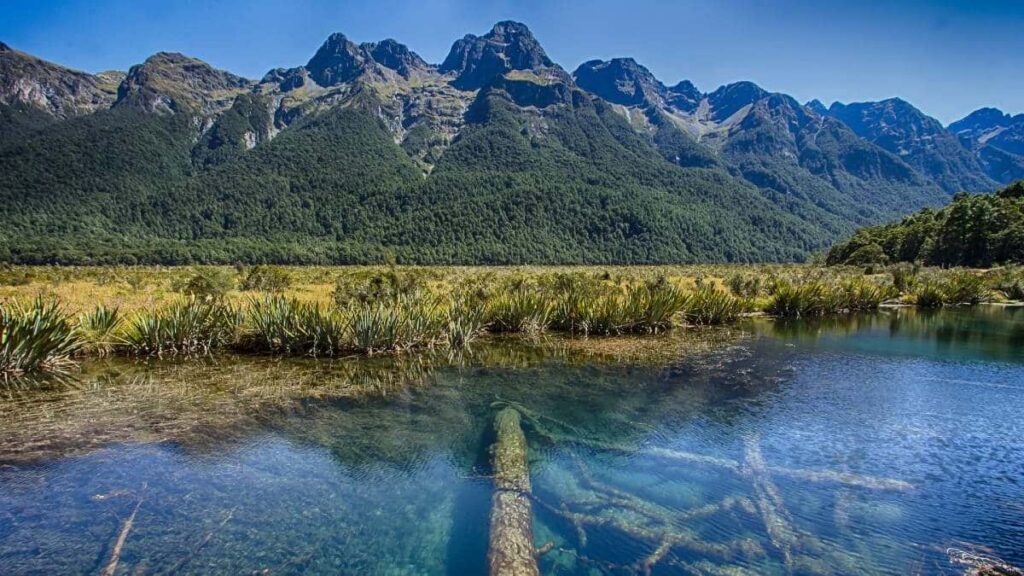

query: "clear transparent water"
left=1, top=306, right=1022, bottom=575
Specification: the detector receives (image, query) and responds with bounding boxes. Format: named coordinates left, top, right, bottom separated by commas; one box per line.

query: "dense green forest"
left=827, top=181, right=1024, bottom=267
left=0, top=87, right=837, bottom=265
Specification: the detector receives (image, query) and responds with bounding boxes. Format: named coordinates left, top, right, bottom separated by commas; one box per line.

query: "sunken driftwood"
left=488, top=407, right=540, bottom=576
left=102, top=491, right=145, bottom=576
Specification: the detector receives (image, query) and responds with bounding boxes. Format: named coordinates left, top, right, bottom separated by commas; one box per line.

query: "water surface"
left=1, top=307, right=1022, bottom=575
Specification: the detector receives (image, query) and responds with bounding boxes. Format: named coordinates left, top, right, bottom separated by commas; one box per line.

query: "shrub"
left=891, top=265, right=918, bottom=294
left=177, top=269, right=236, bottom=301
left=845, top=243, right=888, bottom=266
left=333, top=269, right=427, bottom=307
left=239, top=266, right=292, bottom=292
left=725, top=274, right=764, bottom=298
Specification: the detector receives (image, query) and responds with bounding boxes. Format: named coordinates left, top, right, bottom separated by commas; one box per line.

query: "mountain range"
left=0, top=23, right=1019, bottom=264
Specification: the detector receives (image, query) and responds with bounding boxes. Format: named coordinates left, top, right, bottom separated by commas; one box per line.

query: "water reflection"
left=756, top=305, right=1024, bottom=364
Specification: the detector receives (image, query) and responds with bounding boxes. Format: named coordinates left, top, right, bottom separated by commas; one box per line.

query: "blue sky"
left=2, top=0, right=1021, bottom=124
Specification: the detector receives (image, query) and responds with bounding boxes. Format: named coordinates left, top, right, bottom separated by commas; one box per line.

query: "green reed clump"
left=443, top=298, right=487, bottom=349
left=486, top=289, right=552, bottom=334
left=764, top=282, right=831, bottom=318
left=243, top=295, right=347, bottom=356
left=1, top=298, right=81, bottom=375
left=683, top=285, right=745, bottom=325
left=77, top=305, right=122, bottom=355
left=836, top=278, right=898, bottom=312
left=632, top=280, right=691, bottom=332
left=983, top=267, right=1023, bottom=301
left=913, top=283, right=945, bottom=308
left=121, top=299, right=239, bottom=356
left=348, top=298, right=443, bottom=354
left=940, top=271, right=986, bottom=305
left=544, top=275, right=689, bottom=335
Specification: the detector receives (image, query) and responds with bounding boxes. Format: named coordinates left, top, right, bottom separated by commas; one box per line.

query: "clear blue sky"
left=2, top=0, right=1021, bottom=124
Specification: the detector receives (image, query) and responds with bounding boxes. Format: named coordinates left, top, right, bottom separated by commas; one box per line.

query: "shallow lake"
left=1, top=306, right=1022, bottom=575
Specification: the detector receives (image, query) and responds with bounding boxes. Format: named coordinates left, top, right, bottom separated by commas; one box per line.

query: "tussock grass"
left=683, top=286, right=745, bottom=325
left=1, top=298, right=81, bottom=375
left=120, top=299, right=239, bottom=357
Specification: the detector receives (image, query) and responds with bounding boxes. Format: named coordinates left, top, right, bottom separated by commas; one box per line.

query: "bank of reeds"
left=0, top=267, right=1009, bottom=376
left=764, top=279, right=897, bottom=318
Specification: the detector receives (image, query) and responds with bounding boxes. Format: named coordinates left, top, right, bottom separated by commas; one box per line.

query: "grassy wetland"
left=2, top=264, right=1024, bottom=576
left=2, top=263, right=1023, bottom=376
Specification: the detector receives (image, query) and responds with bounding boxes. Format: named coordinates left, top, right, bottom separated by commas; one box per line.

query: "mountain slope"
left=370, top=80, right=828, bottom=263
left=827, top=98, right=996, bottom=193
left=948, top=107, right=1024, bottom=184
left=0, top=22, right=1009, bottom=264
left=572, top=59, right=948, bottom=232
left=0, top=41, right=122, bottom=119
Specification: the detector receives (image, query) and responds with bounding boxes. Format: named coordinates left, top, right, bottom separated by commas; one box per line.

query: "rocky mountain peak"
left=362, top=39, right=429, bottom=78
left=116, top=52, right=252, bottom=115
left=573, top=58, right=664, bottom=107
left=440, top=20, right=554, bottom=90
left=707, top=81, right=769, bottom=121
left=948, top=107, right=1012, bottom=134
left=828, top=98, right=997, bottom=192
left=805, top=99, right=828, bottom=115
left=949, top=107, right=1024, bottom=163
left=306, top=32, right=369, bottom=86
left=666, top=80, right=702, bottom=113
left=0, top=43, right=121, bottom=118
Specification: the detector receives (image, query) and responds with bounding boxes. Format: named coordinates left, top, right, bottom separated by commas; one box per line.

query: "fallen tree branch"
left=102, top=489, right=145, bottom=576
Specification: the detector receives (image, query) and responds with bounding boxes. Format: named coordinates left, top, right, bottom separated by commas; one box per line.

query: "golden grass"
left=0, top=264, right=808, bottom=314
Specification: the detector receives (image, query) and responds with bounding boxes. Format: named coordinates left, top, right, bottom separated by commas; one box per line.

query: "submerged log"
left=742, top=436, right=798, bottom=568
left=489, top=407, right=540, bottom=576
left=102, top=493, right=144, bottom=576
left=546, top=432, right=913, bottom=492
